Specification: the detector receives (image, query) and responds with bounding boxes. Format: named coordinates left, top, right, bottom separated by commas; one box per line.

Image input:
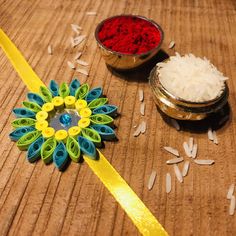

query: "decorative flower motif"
left=9, top=79, right=117, bottom=171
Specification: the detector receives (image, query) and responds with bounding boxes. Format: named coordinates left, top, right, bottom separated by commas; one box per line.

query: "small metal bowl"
left=94, top=15, right=164, bottom=70
left=149, top=66, right=229, bottom=120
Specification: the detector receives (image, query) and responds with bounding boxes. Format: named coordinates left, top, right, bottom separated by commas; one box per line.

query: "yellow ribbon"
left=0, top=28, right=168, bottom=236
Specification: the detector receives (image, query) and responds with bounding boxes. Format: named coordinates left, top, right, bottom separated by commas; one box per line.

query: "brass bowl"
left=94, top=15, right=164, bottom=70
left=149, top=66, right=229, bottom=120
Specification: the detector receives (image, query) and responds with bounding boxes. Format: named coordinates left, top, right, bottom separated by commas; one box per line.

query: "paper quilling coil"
left=64, top=96, right=76, bottom=109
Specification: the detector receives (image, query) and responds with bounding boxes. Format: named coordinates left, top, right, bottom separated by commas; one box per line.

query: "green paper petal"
left=89, top=114, right=113, bottom=125
left=81, top=127, right=101, bottom=145
left=11, top=118, right=36, bottom=128
left=23, top=101, right=42, bottom=112
left=75, top=83, right=89, bottom=99
left=41, top=137, right=57, bottom=164
left=59, top=82, right=70, bottom=98
left=39, top=86, right=52, bottom=102
left=17, top=131, right=41, bottom=150
left=66, top=136, right=80, bottom=162
left=88, top=98, right=108, bottom=110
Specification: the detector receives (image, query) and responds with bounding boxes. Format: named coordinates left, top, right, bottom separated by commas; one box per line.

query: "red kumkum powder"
left=98, top=16, right=161, bottom=54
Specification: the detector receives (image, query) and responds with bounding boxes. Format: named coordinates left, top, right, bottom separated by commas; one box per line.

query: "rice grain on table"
left=229, top=195, right=235, bottom=216
left=213, top=131, right=218, bottom=145
left=166, top=157, right=184, bottom=165
left=74, top=52, right=82, bottom=60
left=168, top=40, right=175, bottom=49
left=140, top=102, right=145, bottom=116
left=191, top=143, right=198, bottom=159
left=73, top=35, right=86, bottom=47
left=170, top=118, right=180, bottom=131
left=208, top=127, right=214, bottom=141
left=163, top=146, right=179, bottom=157
left=183, top=142, right=192, bottom=157
left=182, top=161, right=190, bottom=177
left=227, top=184, right=235, bottom=200
left=47, top=45, right=52, bottom=55
left=67, top=61, right=75, bottom=70
left=140, top=121, right=147, bottom=134
left=166, top=173, right=171, bottom=193
left=76, top=68, right=89, bottom=76
left=71, top=24, right=82, bottom=34
left=139, top=89, right=144, bottom=102
left=194, top=159, right=215, bottom=165
left=174, top=164, right=183, bottom=183
left=148, top=170, right=156, bottom=190
left=86, top=11, right=97, bottom=15
left=189, top=137, right=194, bottom=152
left=76, top=59, right=89, bottom=66
left=133, top=125, right=141, bottom=137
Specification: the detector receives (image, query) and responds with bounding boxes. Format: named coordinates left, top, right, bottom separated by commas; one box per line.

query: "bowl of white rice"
left=149, top=53, right=229, bottom=120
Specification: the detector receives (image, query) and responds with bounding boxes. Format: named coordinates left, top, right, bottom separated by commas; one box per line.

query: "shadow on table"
left=107, top=49, right=169, bottom=82
left=158, top=103, right=231, bottom=133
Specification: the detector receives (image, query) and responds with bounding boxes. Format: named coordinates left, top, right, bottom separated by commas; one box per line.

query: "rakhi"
left=0, top=28, right=168, bottom=236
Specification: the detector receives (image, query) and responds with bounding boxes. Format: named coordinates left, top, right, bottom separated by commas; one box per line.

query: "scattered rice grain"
left=73, top=35, right=86, bottom=47
left=67, top=61, right=75, bottom=70
left=74, top=52, right=82, bottom=60
left=213, top=131, right=218, bottom=145
left=182, top=161, right=190, bottom=177
left=170, top=118, right=180, bottom=131
left=208, top=127, right=214, bottom=141
left=194, top=159, right=215, bottom=165
left=191, top=143, right=198, bottom=159
left=71, top=24, right=82, bottom=34
left=148, top=170, right=156, bottom=190
left=163, top=146, right=179, bottom=157
left=140, top=102, right=145, bottom=116
left=168, top=40, right=175, bottom=49
left=166, top=173, right=171, bottom=193
left=76, top=68, right=89, bottom=76
left=227, top=184, right=235, bottom=200
left=86, top=11, right=97, bottom=16
left=133, top=124, right=142, bottom=137
left=47, top=45, right=52, bottom=55
left=76, top=59, right=89, bottom=66
left=173, top=164, right=183, bottom=183
left=139, top=89, right=144, bottom=102
left=183, top=142, right=192, bottom=157
left=166, top=157, right=184, bottom=165
left=189, top=137, right=194, bottom=152
left=140, top=121, right=147, bottom=134
left=229, top=195, right=235, bottom=216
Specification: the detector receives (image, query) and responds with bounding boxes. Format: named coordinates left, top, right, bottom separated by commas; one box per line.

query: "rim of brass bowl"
left=149, top=66, right=229, bottom=120
left=94, top=14, right=164, bottom=70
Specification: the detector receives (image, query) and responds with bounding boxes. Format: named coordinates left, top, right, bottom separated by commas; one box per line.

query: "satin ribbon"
left=0, top=28, right=168, bottom=236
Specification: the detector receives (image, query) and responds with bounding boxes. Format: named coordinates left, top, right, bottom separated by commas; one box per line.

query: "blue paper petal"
left=53, top=142, right=69, bottom=170
left=93, top=105, right=117, bottom=117
left=78, top=136, right=96, bottom=159
left=69, top=78, right=80, bottom=96
left=85, top=87, right=102, bottom=102
left=27, top=93, right=44, bottom=106
left=13, top=108, right=36, bottom=118
left=49, top=80, right=59, bottom=97
left=27, top=136, right=44, bottom=162
left=9, top=126, right=35, bottom=141
left=90, top=124, right=116, bottom=140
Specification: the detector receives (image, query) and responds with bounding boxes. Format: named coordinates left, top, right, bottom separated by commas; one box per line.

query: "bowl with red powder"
left=95, top=15, right=164, bottom=70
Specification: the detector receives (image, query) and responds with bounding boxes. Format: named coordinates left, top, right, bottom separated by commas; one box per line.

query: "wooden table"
left=0, top=0, right=236, bottom=235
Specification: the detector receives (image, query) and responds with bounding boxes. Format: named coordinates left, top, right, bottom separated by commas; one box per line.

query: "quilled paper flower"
left=9, top=78, right=117, bottom=171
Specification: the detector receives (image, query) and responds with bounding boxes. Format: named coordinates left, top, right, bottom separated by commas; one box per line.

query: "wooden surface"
left=0, top=0, right=236, bottom=235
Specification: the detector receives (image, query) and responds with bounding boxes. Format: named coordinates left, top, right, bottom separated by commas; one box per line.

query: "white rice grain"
left=140, top=121, right=147, bottom=134
left=166, top=157, right=184, bottom=165
left=71, top=24, right=82, bottom=34
left=76, top=68, right=89, bottom=76
left=174, top=164, right=183, bottom=183
left=194, top=159, right=215, bottom=165
left=73, top=35, right=86, bottom=47
left=47, top=45, right=52, bottom=55
left=74, top=52, right=82, bottom=60
left=76, top=59, right=89, bottom=66
left=183, top=142, right=192, bottom=157
left=166, top=173, right=171, bottom=193
left=168, top=40, right=175, bottom=49
left=229, top=195, right=235, bottom=216
left=182, top=161, right=190, bottom=177
left=191, top=144, right=198, bottom=159
left=163, top=146, right=179, bottom=157
left=139, top=89, right=144, bottom=102
left=213, top=131, right=218, bottom=145
left=133, top=125, right=141, bottom=137
left=227, top=184, right=235, bottom=200
left=67, top=61, right=75, bottom=70
left=140, top=102, right=145, bottom=116
left=208, top=127, right=214, bottom=141
left=189, top=137, right=194, bottom=152
left=148, top=170, right=156, bottom=190
left=170, top=118, right=180, bottom=131
left=86, top=11, right=97, bottom=16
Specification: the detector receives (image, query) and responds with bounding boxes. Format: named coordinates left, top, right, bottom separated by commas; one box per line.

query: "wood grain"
left=0, top=0, right=236, bottom=235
